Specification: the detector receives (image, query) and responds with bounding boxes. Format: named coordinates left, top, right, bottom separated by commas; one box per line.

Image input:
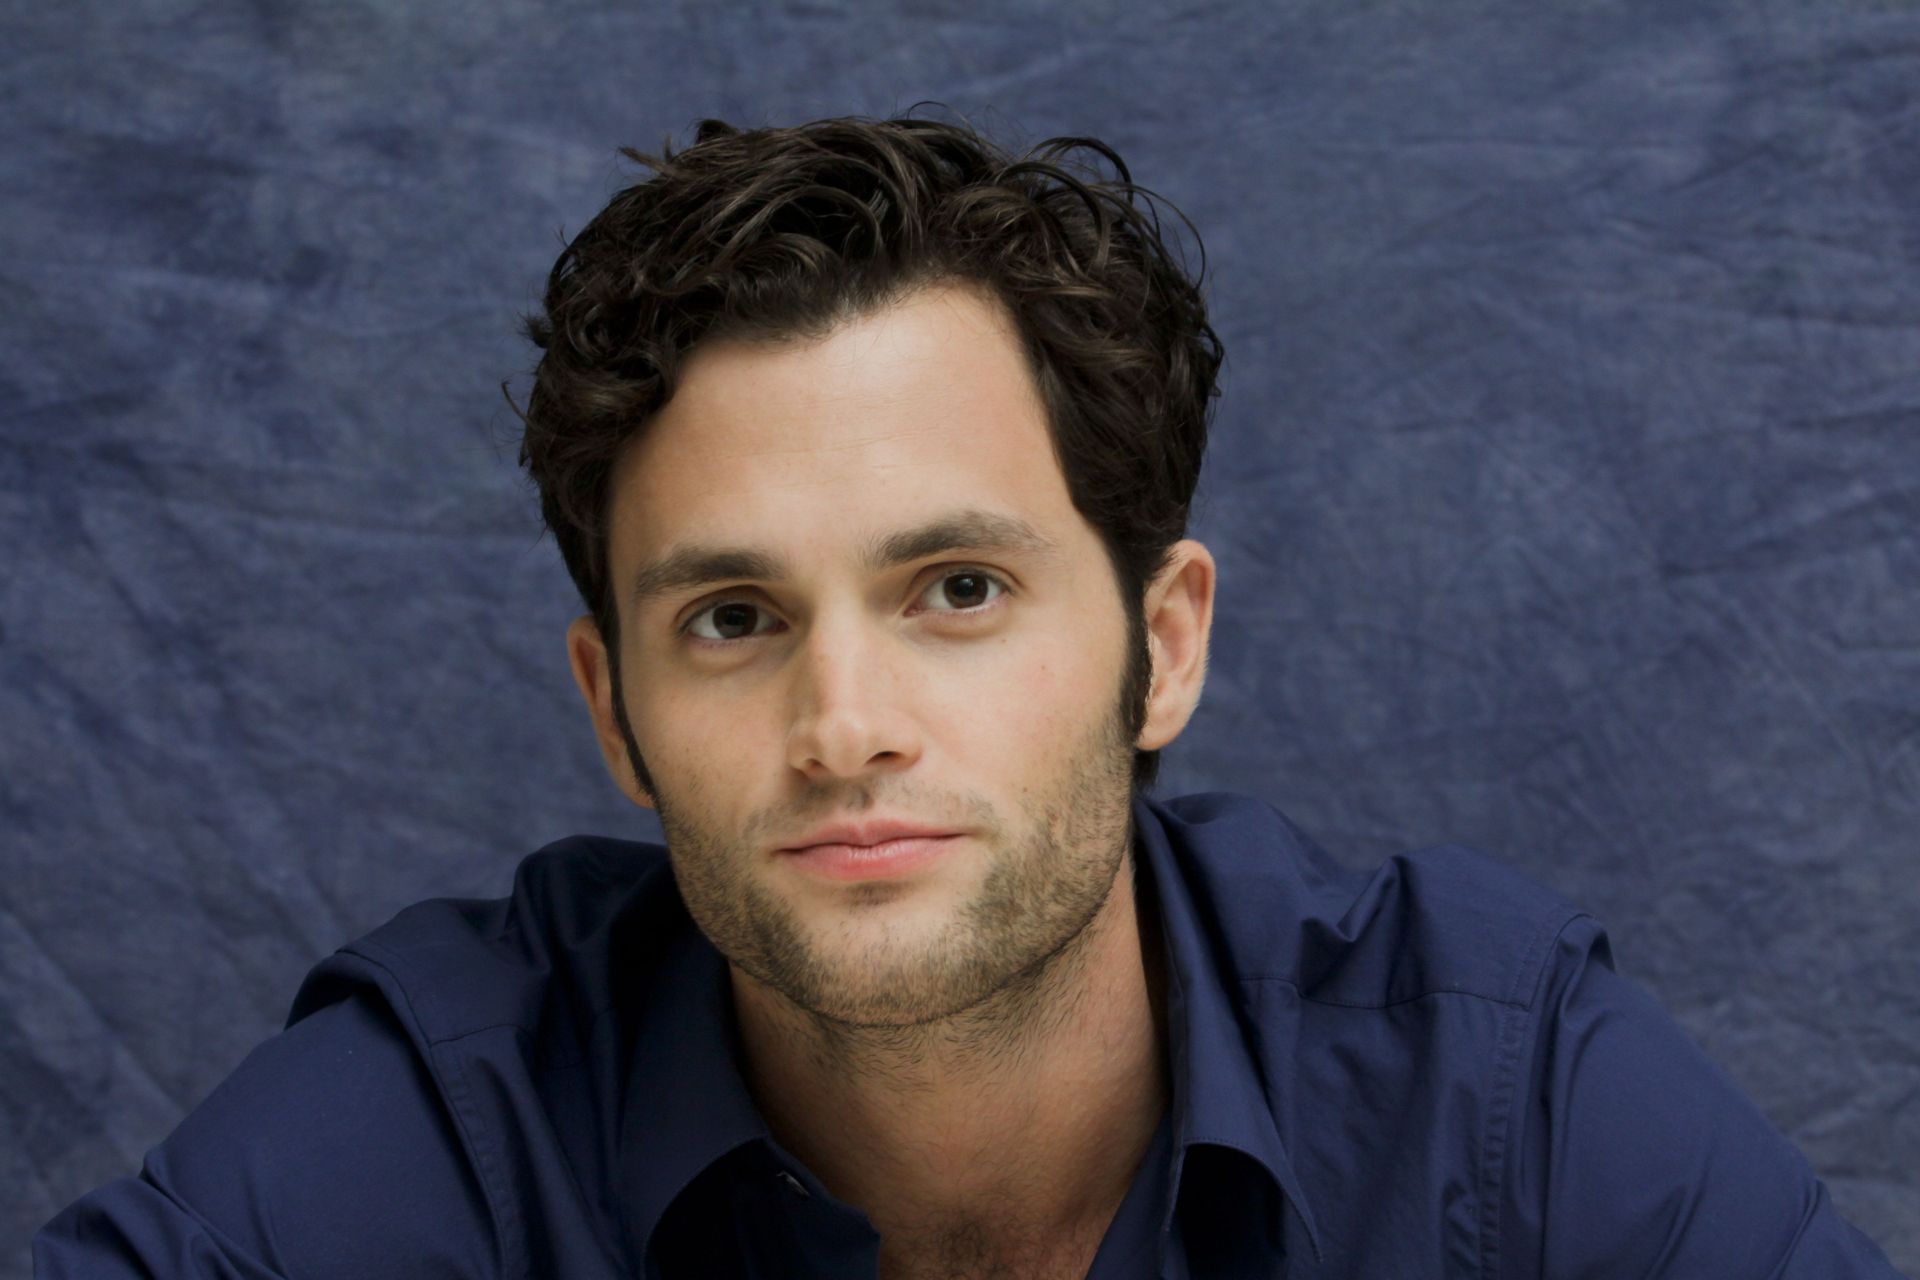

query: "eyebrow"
left=628, top=508, right=1059, bottom=611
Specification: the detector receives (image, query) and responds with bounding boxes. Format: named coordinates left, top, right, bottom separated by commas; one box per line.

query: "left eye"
left=918, top=570, right=1006, bottom=612
left=685, top=600, right=781, bottom=643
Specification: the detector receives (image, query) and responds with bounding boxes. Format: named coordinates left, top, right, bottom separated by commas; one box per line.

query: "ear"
left=1135, top=539, right=1216, bottom=753
left=566, top=614, right=657, bottom=810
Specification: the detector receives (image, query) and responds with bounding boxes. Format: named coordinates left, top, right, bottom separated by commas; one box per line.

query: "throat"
left=876, top=1207, right=1117, bottom=1280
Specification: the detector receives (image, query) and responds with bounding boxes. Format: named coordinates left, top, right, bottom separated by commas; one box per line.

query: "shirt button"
left=776, top=1170, right=810, bottom=1198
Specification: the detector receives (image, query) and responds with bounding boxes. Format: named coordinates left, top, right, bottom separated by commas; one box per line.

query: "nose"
left=783, top=609, right=921, bottom=783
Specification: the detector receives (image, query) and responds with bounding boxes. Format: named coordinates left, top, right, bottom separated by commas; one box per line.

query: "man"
left=36, top=114, right=1906, bottom=1278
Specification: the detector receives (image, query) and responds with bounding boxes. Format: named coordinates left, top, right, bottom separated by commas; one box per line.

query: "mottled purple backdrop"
left=3, top=0, right=1916, bottom=1273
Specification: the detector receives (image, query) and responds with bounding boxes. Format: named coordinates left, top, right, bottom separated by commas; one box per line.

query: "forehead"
left=606, top=282, right=1082, bottom=579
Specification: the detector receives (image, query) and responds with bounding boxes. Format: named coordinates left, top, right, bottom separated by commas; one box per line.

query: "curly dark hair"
left=508, top=108, right=1222, bottom=797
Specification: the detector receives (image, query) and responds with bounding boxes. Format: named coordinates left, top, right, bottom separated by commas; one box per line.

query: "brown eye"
left=686, top=600, right=778, bottom=643
left=920, top=571, right=1006, bottom=612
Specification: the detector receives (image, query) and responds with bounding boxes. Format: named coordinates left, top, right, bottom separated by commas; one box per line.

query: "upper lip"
left=780, top=819, right=960, bottom=852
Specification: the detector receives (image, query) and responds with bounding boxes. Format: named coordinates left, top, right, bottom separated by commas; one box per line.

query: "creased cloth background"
left=3, top=0, right=1917, bottom=1274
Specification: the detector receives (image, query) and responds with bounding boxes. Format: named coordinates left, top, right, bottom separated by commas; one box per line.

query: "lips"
left=779, top=818, right=960, bottom=853
left=778, top=833, right=964, bottom=882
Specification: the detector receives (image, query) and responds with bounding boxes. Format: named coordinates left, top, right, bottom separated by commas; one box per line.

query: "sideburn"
left=601, top=607, right=662, bottom=804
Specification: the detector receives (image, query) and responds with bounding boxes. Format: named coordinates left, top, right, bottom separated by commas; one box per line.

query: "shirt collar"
left=614, top=913, right=768, bottom=1271
left=615, top=792, right=1325, bottom=1275
left=1135, top=792, right=1326, bottom=1273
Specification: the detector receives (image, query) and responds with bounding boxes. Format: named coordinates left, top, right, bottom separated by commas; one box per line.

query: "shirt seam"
left=424, top=1019, right=545, bottom=1048
left=347, top=936, right=599, bottom=1059
left=337, top=940, right=528, bottom=1280
left=438, top=1041, right=529, bottom=1280
left=1238, top=975, right=1532, bottom=1011
left=1479, top=907, right=1595, bottom=1280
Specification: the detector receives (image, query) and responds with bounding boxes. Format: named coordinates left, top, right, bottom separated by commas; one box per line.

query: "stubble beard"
left=646, top=686, right=1140, bottom=1081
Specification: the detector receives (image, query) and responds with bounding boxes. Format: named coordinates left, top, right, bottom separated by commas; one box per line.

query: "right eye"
left=684, top=599, right=783, bottom=645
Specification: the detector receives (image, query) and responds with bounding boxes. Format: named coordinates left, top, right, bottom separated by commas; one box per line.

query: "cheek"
left=941, top=630, right=1113, bottom=746
left=627, top=677, right=762, bottom=782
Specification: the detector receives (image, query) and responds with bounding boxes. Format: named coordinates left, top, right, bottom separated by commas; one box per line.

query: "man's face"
left=587, top=281, right=1142, bottom=1029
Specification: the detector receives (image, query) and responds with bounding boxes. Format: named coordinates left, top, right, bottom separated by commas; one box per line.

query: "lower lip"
left=781, top=835, right=963, bottom=881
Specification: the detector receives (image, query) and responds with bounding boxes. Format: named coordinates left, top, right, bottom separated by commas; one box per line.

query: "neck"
left=731, top=850, right=1172, bottom=1244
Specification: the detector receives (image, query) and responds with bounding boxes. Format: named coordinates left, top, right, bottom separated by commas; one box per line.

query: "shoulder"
left=38, top=834, right=682, bottom=1279
left=1146, top=790, right=1588, bottom=1010
left=292, top=833, right=680, bottom=1044
left=1145, top=794, right=1907, bottom=1274
left=185, top=989, right=500, bottom=1265
left=37, top=987, right=502, bottom=1278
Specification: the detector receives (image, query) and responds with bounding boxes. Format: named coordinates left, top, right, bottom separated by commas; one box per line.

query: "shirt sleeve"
left=1497, top=912, right=1909, bottom=1279
left=33, top=988, right=499, bottom=1280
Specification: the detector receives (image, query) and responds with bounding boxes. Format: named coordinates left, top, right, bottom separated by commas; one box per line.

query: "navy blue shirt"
left=36, top=792, right=1906, bottom=1278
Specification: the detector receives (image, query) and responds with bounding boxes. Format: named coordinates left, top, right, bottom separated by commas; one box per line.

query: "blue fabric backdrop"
left=3, top=0, right=1916, bottom=1273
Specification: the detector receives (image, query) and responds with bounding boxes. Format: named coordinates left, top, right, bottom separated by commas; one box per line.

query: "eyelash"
left=679, top=566, right=1012, bottom=649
